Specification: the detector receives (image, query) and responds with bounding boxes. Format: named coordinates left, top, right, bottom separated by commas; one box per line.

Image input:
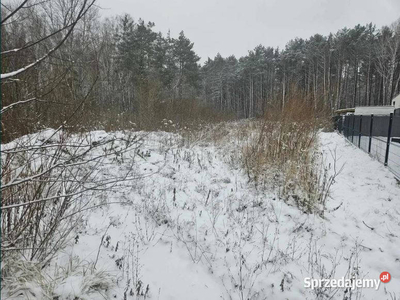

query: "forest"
left=2, top=2, right=400, bottom=140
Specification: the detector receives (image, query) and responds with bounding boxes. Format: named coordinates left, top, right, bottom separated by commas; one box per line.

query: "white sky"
left=97, top=0, right=400, bottom=63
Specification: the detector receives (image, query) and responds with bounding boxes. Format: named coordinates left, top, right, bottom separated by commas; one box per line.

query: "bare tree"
left=0, top=0, right=142, bottom=268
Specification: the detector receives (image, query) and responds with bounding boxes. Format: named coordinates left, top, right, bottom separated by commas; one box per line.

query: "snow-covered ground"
left=355, top=135, right=400, bottom=179
left=3, top=125, right=400, bottom=300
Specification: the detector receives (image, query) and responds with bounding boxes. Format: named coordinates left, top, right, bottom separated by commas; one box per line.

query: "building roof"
left=354, top=106, right=394, bottom=115
left=393, top=94, right=400, bottom=108
left=334, top=108, right=355, bottom=115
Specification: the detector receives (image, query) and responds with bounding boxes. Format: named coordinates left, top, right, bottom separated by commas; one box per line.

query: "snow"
left=356, top=135, right=400, bottom=178
left=55, top=276, right=83, bottom=300
left=3, top=125, right=400, bottom=299
left=1, top=61, right=38, bottom=79
left=318, top=133, right=400, bottom=290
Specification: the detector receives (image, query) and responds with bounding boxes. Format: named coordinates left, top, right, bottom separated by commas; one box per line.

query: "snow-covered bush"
left=1, top=258, right=54, bottom=299
left=54, top=255, right=114, bottom=300
left=1, top=254, right=115, bottom=300
left=1, top=129, right=141, bottom=268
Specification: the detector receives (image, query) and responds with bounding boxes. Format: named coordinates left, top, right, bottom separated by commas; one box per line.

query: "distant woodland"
left=2, top=1, right=400, bottom=141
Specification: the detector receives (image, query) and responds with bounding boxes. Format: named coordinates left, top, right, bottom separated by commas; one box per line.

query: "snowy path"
left=317, top=133, right=400, bottom=298
left=55, top=130, right=400, bottom=300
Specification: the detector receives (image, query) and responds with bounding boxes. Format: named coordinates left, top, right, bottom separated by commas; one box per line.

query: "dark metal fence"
left=334, top=113, right=400, bottom=180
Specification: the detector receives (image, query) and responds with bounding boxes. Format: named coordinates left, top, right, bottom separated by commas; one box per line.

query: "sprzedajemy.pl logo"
left=304, top=272, right=391, bottom=291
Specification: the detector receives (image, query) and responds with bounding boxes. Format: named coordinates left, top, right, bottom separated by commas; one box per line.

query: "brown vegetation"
left=241, top=96, right=336, bottom=214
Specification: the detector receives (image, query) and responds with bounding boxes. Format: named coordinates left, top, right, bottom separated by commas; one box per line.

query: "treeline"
left=203, top=22, right=400, bottom=117
left=2, top=1, right=400, bottom=141
left=2, top=4, right=203, bottom=141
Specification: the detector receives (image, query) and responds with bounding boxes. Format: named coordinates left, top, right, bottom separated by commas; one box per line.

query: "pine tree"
left=172, top=31, right=200, bottom=98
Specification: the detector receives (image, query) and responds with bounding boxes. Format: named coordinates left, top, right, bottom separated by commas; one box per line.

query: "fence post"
left=351, top=115, right=355, bottom=143
left=358, top=115, right=362, bottom=148
left=347, top=115, right=351, bottom=139
left=368, top=114, right=374, bottom=154
left=384, top=113, right=393, bottom=166
left=348, top=115, right=352, bottom=140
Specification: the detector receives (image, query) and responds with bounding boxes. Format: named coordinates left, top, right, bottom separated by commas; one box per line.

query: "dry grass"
left=58, top=97, right=236, bottom=141
left=241, top=97, right=334, bottom=214
left=1, top=254, right=114, bottom=300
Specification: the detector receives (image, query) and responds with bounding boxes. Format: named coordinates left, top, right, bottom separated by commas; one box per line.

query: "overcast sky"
left=97, top=0, right=400, bottom=63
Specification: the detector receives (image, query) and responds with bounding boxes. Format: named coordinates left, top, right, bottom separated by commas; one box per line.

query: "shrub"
left=241, top=96, right=336, bottom=215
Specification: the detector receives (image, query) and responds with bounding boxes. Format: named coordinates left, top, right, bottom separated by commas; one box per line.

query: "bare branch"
left=1, top=0, right=96, bottom=80
left=0, top=0, right=29, bottom=26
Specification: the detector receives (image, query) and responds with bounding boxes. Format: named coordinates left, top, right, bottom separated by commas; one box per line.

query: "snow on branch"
left=0, top=0, right=96, bottom=80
